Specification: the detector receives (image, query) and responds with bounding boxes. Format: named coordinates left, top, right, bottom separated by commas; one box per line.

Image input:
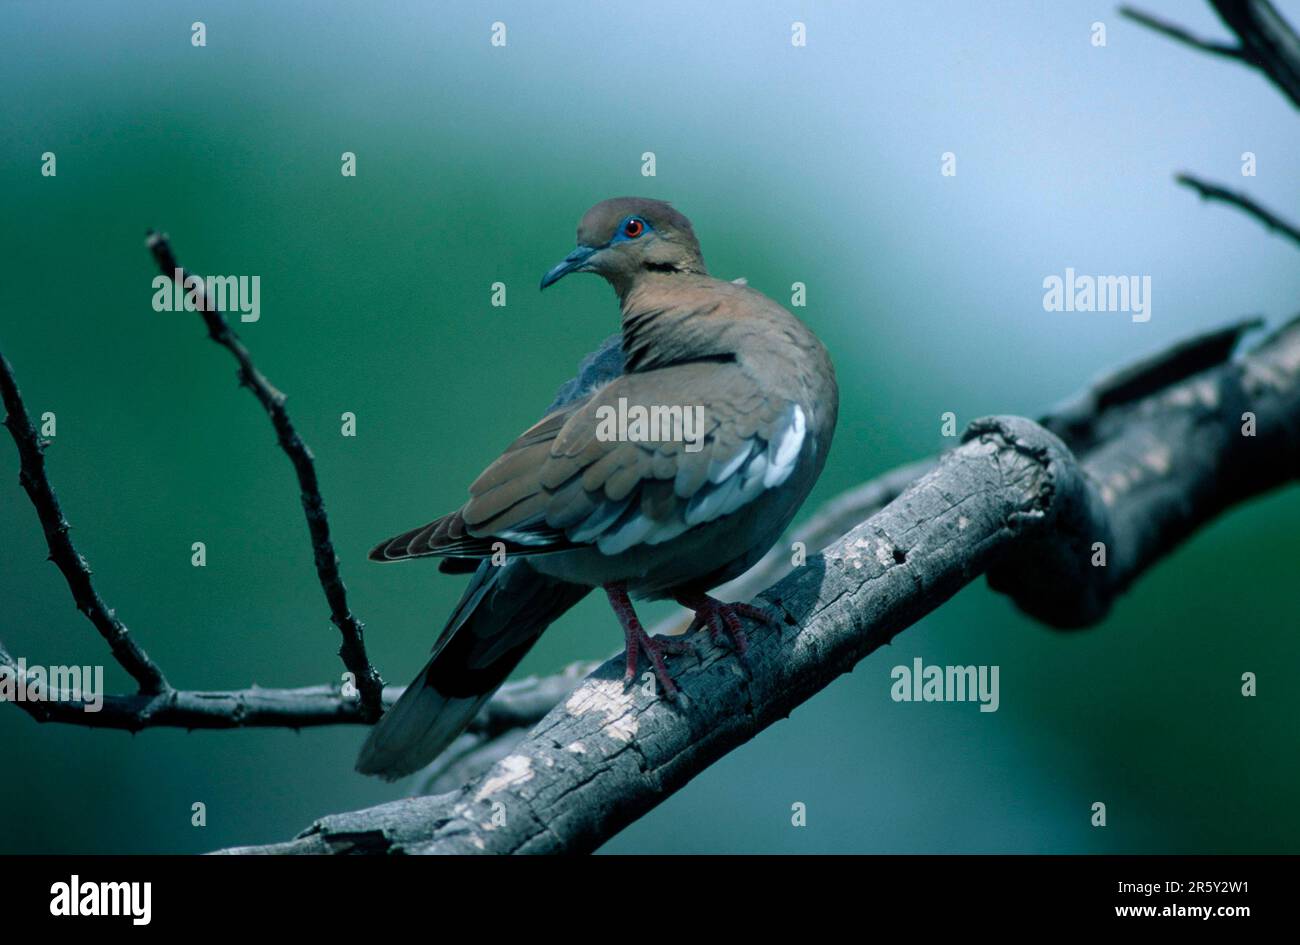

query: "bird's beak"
left=540, top=245, right=598, bottom=290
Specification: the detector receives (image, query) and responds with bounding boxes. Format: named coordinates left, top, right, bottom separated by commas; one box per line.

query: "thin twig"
left=1176, top=173, right=1300, bottom=248
left=145, top=232, right=385, bottom=719
left=0, top=626, right=589, bottom=734
left=1119, top=5, right=1244, bottom=60
left=0, top=638, right=387, bottom=729
left=0, top=353, right=169, bottom=693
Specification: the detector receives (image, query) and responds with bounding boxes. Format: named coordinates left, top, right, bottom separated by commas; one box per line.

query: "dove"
left=357, top=197, right=837, bottom=779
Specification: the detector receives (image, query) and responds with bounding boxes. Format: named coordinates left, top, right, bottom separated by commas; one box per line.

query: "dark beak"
left=540, top=245, right=597, bottom=290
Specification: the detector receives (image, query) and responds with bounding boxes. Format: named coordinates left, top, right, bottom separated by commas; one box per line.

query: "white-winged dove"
left=357, top=197, right=838, bottom=778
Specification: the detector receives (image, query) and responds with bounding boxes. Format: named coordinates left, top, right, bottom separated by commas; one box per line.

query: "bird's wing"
left=369, top=359, right=808, bottom=561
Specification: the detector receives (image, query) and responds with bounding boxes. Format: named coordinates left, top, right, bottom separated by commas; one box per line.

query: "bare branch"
left=710, top=458, right=936, bottom=604
left=1210, top=0, right=1300, bottom=108
left=0, top=633, right=590, bottom=735
left=1124, top=2, right=1300, bottom=253
left=0, top=640, right=384, bottom=729
left=1119, top=6, right=1245, bottom=60
left=220, top=315, right=1300, bottom=854
left=0, top=353, right=168, bottom=694
left=409, top=461, right=945, bottom=786
left=418, top=661, right=601, bottom=794
left=407, top=318, right=1275, bottom=785
left=1123, top=1, right=1300, bottom=109
left=1176, top=173, right=1300, bottom=248
left=145, top=232, right=384, bottom=719
left=417, top=316, right=1274, bottom=782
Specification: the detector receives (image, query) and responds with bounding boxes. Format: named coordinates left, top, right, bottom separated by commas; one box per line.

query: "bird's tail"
left=356, top=560, right=588, bottom=780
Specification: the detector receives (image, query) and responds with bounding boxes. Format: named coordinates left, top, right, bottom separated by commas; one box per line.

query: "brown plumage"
left=357, top=197, right=838, bottom=779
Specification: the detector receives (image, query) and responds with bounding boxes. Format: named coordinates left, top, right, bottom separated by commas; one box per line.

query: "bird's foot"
left=604, top=583, right=692, bottom=698
left=676, top=593, right=778, bottom=661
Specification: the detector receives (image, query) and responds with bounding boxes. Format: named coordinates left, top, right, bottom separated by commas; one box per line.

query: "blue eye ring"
left=620, top=217, right=647, bottom=239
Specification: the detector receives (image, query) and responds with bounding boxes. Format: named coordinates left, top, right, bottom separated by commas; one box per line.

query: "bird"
left=356, top=197, right=838, bottom=779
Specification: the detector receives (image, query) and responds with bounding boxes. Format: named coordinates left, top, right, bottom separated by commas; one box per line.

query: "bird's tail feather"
left=356, top=560, right=589, bottom=780
left=354, top=678, right=492, bottom=781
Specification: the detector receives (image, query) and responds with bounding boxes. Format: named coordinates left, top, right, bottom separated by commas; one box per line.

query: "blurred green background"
left=1, top=1, right=1297, bottom=854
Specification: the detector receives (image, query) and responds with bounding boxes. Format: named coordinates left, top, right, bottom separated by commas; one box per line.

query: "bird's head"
left=540, top=197, right=706, bottom=297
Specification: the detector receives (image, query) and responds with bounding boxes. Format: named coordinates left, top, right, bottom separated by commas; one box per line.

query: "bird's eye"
left=622, top=218, right=645, bottom=239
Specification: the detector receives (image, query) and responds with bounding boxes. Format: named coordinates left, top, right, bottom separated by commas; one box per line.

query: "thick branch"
left=418, top=661, right=602, bottom=794
left=427, top=319, right=1272, bottom=786
left=0, top=354, right=168, bottom=693
left=145, top=232, right=384, bottom=719
left=221, top=315, right=1300, bottom=854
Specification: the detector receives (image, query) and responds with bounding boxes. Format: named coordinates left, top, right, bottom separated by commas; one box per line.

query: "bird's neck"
left=618, top=272, right=743, bottom=373
left=610, top=254, right=707, bottom=306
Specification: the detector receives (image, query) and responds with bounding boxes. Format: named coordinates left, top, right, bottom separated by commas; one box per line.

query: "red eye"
left=623, top=218, right=644, bottom=238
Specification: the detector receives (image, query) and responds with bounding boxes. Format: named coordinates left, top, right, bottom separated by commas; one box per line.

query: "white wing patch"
left=561, top=402, right=808, bottom=557
left=764, top=404, right=805, bottom=488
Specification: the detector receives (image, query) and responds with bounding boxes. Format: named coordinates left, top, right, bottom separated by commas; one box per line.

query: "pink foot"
left=604, top=583, right=692, bottom=698
left=675, top=593, right=778, bottom=660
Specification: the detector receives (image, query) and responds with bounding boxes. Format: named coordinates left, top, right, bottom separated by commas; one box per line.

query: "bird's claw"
left=622, top=627, right=693, bottom=698
left=678, top=595, right=778, bottom=662
left=605, top=582, right=692, bottom=699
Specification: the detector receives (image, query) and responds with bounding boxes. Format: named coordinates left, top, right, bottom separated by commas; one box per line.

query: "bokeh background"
left=2, top=0, right=1297, bottom=854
